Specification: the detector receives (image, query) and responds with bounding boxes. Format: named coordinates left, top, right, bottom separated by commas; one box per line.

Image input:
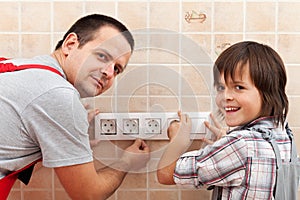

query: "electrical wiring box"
left=94, top=112, right=211, bottom=140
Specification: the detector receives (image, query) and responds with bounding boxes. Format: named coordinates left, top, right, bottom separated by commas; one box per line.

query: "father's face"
left=65, top=26, right=132, bottom=98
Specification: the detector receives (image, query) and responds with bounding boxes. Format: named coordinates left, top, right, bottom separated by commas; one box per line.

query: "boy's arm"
left=157, top=111, right=192, bottom=185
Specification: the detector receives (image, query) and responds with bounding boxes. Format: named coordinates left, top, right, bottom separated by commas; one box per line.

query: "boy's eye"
left=235, top=85, right=245, bottom=90
left=216, top=85, right=225, bottom=92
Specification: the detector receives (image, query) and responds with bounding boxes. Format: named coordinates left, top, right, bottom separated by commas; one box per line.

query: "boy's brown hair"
left=213, top=41, right=288, bottom=127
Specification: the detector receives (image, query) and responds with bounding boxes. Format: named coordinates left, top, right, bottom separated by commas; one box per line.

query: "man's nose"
left=101, top=63, right=115, bottom=79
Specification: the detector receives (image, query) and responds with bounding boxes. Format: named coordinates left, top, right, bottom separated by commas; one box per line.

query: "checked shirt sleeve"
left=174, top=134, right=248, bottom=188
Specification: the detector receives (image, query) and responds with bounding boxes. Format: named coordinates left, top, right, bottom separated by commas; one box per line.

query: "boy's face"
left=62, top=26, right=132, bottom=98
left=215, top=63, right=262, bottom=127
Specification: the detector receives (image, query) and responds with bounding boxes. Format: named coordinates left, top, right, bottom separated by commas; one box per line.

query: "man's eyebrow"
left=94, top=48, right=114, bottom=60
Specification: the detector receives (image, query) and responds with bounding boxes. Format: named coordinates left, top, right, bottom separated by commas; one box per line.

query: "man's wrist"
left=110, top=159, right=131, bottom=172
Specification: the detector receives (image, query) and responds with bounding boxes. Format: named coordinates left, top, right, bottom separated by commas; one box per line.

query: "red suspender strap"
left=0, top=58, right=62, bottom=199
left=0, top=158, right=42, bottom=200
left=0, top=57, right=63, bottom=77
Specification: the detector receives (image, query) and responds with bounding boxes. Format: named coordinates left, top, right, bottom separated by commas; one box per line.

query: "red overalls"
left=0, top=57, right=63, bottom=199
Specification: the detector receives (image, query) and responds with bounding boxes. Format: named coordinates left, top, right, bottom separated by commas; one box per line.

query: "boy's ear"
left=61, top=33, right=79, bottom=55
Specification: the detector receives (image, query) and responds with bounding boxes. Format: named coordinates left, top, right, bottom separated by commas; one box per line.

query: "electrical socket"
left=123, top=118, right=139, bottom=135
left=100, top=119, right=117, bottom=135
left=94, top=112, right=210, bottom=140
left=144, top=118, right=161, bottom=134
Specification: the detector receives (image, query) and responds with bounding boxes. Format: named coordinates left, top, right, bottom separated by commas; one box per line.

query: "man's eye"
left=114, top=67, right=120, bottom=74
left=98, top=53, right=108, bottom=61
left=114, top=65, right=123, bottom=75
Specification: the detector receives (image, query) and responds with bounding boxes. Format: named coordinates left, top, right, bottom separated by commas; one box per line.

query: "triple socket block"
left=94, top=112, right=210, bottom=140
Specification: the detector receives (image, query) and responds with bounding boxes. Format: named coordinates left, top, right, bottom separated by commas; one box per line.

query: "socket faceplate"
left=94, top=112, right=210, bottom=140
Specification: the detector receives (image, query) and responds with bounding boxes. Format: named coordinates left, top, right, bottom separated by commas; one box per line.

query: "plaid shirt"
left=174, top=118, right=292, bottom=200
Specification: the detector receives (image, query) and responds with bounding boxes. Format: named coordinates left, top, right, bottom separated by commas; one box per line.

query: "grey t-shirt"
left=0, top=55, right=93, bottom=178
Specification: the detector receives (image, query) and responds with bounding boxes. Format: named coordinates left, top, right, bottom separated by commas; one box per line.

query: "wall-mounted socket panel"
left=95, top=112, right=211, bottom=140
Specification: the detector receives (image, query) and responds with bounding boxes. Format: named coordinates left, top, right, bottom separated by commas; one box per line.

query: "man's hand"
left=83, top=103, right=101, bottom=147
left=120, top=139, right=150, bottom=171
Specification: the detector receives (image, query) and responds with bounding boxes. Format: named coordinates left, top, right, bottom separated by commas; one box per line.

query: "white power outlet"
left=144, top=118, right=161, bottom=134
left=123, top=118, right=139, bottom=134
left=95, top=112, right=211, bottom=140
left=100, top=119, right=117, bottom=135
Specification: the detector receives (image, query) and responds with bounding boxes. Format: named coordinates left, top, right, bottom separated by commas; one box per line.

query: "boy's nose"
left=224, top=89, right=234, bottom=100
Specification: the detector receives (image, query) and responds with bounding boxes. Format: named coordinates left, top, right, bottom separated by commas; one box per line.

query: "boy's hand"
left=203, top=113, right=228, bottom=145
left=167, top=111, right=192, bottom=147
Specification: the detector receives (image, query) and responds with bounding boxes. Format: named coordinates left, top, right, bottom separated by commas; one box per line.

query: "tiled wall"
left=2, top=1, right=300, bottom=199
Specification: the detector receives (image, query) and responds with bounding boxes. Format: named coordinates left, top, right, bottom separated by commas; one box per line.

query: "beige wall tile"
left=149, top=97, right=180, bottom=112
left=149, top=49, right=180, bottom=64
left=23, top=191, right=52, bottom=200
left=214, top=2, right=243, bottom=32
left=278, top=34, right=300, bottom=63
left=21, top=2, right=51, bottom=32
left=21, top=34, right=51, bottom=57
left=286, top=65, right=300, bottom=95
left=0, top=34, right=19, bottom=57
left=244, top=34, right=275, bottom=47
left=53, top=2, right=84, bottom=32
left=182, top=2, right=211, bottom=32
left=118, top=2, right=147, bottom=30
left=149, top=32, right=180, bottom=64
left=181, top=97, right=212, bottom=112
left=181, top=189, right=212, bottom=200
left=116, top=97, right=148, bottom=112
left=7, top=190, right=21, bottom=200
left=287, top=97, right=300, bottom=127
left=278, top=2, right=300, bottom=32
left=0, top=2, right=19, bottom=32
left=129, top=32, right=148, bottom=64
left=54, top=190, right=71, bottom=200
left=150, top=190, right=179, bottom=200
left=292, top=128, right=300, bottom=155
left=93, top=140, right=117, bottom=159
left=85, top=1, right=116, bottom=17
left=181, top=66, right=210, bottom=95
left=84, top=96, right=115, bottom=112
left=182, top=34, right=212, bottom=63
left=149, top=65, right=179, bottom=96
left=149, top=2, right=179, bottom=31
left=117, top=191, right=147, bottom=200
left=246, top=2, right=275, bottom=32
left=116, top=65, right=148, bottom=96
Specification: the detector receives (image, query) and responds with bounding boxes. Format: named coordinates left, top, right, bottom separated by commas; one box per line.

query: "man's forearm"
left=96, top=160, right=130, bottom=199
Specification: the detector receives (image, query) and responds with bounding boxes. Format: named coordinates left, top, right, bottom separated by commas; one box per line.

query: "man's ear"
left=61, top=33, right=79, bottom=55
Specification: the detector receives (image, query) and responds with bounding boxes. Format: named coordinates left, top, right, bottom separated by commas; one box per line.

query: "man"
left=0, top=14, right=150, bottom=199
